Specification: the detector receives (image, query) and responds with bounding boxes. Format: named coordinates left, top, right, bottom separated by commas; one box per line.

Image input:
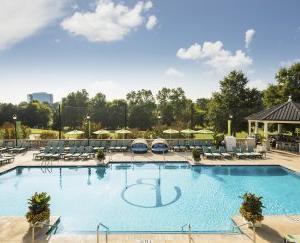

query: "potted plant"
left=239, top=192, right=264, bottom=242
left=26, top=192, right=51, bottom=227
left=192, top=148, right=201, bottom=162
left=96, top=150, right=105, bottom=163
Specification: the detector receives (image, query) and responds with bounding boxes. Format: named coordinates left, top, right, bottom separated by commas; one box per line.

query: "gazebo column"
left=248, top=121, right=252, bottom=135
left=263, top=122, right=269, bottom=139
left=277, top=124, right=282, bottom=134
left=254, top=121, right=258, bottom=134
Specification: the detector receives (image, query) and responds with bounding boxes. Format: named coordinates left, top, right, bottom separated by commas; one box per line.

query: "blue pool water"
left=1, top=163, right=300, bottom=233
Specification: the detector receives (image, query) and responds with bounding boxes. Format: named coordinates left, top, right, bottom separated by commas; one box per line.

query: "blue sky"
left=0, top=0, right=300, bottom=103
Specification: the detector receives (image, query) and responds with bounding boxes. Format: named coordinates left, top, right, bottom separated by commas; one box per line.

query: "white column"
left=263, top=122, right=268, bottom=139
left=248, top=121, right=252, bottom=135
left=254, top=121, right=258, bottom=134
left=277, top=124, right=282, bottom=134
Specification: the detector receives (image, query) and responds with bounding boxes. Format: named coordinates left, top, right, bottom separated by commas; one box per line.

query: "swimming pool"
left=1, top=163, right=300, bottom=233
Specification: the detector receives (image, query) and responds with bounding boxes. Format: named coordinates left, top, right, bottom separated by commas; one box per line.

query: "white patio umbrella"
left=181, top=129, right=198, bottom=145
left=115, top=129, right=132, bottom=139
left=198, top=129, right=214, bottom=134
left=65, top=130, right=84, bottom=135
left=163, top=129, right=179, bottom=139
left=93, top=129, right=110, bottom=139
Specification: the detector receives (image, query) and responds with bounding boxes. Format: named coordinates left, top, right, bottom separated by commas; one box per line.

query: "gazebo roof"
left=246, top=100, right=300, bottom=122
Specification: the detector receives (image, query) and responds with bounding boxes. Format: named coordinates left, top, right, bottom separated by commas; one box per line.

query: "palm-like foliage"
left=239, top=192, right=264, bottom=224
left=26, top=192, right=51, bottom=224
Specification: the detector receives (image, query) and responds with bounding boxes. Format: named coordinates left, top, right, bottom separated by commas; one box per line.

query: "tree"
left=156, top=87, right=190, bottom=126
left=207, top=71, right=263, bottom=133
left=126, top=89, right=156, bottom=130
left=61, top=90, right=89, bottom=128
left=18, top=101, right=52, bottom=128
left=263, top=63, right=300, bottom=107
left=106, top=99, right=127, bottom=129
left=89, top=92, right=108, bottom=127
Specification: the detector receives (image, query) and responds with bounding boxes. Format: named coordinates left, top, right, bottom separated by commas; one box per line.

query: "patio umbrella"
left=181, top=129, right=198, bottom=145
left=163, top=129, right=179, bottom=139
left=115, top=129, right=132, bottom=139
left=65, top=130, right=84, bottom=136
left=93, top=129, right=110, bottom=139
left=198, top=129, right=214, bottom=134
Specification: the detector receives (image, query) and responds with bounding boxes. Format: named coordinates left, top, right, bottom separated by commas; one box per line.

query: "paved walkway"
left=0, top=150, right=299, bottom=242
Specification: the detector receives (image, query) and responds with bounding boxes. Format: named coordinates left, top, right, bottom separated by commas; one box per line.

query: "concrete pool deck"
left=0, top=150, right=299, bottom=242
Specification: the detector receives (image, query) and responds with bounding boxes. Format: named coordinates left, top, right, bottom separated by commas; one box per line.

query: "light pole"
left=228, top=114, right=233, bottom=136
left=86, top=115, right=91, bottom=146
left=12, top=114, right=18, bottom=146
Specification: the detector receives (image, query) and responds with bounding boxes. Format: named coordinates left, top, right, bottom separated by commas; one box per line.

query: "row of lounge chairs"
left=0, top=153, right=14, bottom=165
left=34, top=146, right=96, bottom=160
left=202, top=146, right=263, bottom=159
left=0, top=141, right=29, bottom=154
left=171, top=140, right=213, bottom=152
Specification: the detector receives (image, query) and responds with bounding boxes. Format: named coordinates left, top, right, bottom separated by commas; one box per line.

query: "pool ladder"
left=97, top=222, right=109, bottom=243
left=181, top=223, right=191, bottom=233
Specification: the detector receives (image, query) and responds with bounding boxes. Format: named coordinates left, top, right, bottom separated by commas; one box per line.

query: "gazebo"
left=246, top=97, right=300, bottom=139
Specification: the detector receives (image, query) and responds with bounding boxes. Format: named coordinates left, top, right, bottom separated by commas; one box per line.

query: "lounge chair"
left=248, top=146, right=263, bottom=159
left=0, top=154, right=14, bottom=164
left=108, top=141, right=117, bottom=152
left=64, top=147, right=77, bottom=160
left=232, top=147, right=246, bottom=159
left=34, top=146, right=52, bottom=160
left=203, top=146, right=214, bottom=159
left=72, top=146, right=83, bottom=160
left=284, top=234, right=300, bottom=243
left=173, top=140, right=181, bottom=152
left=84, top=146, right=96, bottom=158
left=179, top=140, right=186, bottom=151
left=211, top=146, right=222, bottom=159
left=49, top=147, right=64, bottom=160
left=219, top=146, right=232, bottom=159
left=121, top=140, right=129, bottom=152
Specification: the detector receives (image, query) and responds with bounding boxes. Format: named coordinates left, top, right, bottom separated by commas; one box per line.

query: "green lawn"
left=30, top=128, right=59, bottom=135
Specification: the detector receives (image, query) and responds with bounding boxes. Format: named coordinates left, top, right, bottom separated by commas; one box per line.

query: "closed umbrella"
left=163, top=129, right=179, bottom=139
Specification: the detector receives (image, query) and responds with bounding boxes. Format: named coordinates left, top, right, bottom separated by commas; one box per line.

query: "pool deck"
left=0, top=149, right=300, bottom=242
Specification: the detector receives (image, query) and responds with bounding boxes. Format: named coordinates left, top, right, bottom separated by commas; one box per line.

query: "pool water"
left=1, top=163, right=300, bottom=233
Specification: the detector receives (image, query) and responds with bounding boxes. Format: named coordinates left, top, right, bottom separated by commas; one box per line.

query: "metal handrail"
left=232, top=222, right=250, bottom=232
left=31, top=219, right=60, bottom=243
left=97, top=222, right=109, bottom=243
left=181, top=223, right=191, bottom=232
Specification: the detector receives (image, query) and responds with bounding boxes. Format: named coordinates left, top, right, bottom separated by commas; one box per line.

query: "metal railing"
left=97, top=222, right=109, bottom=243
left=181, top=223, right=191, bottom=233
left=31, top=219, right=60, bottom=243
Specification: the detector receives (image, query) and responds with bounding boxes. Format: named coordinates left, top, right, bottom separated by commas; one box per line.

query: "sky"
left=0, top=0, right=300, bottom=104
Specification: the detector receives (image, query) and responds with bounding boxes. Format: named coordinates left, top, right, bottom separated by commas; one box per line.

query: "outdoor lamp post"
left=86, top=115, right=91, bottom=145
left=12, top=114, right=18, bottom=146
left=228, top=114, right=233, bottom=136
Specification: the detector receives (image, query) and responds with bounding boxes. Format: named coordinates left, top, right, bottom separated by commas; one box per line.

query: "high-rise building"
left=27, top=92, right=53, bottom=104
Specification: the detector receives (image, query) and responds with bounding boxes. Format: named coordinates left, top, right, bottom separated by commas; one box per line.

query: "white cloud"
left=165, top=67, right=184, bottom=78
left=146, top=15, right=158, bottom=30
left=247, top=79, right=268, bottom=90
left=280, top=59, right=300, bottom=67
left=61, top=0, right=154, bottom=42
left=0, top=0, right=68, bottom=50
left=176, top=41, right=252, bottom=72
left=245, top=29, right=255, bottom=48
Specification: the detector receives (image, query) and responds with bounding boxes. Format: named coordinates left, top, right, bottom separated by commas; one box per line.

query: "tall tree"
left=207, top=71, right=263, bottom=133
left=126, top=89, right=156, bottom=129
left=263, top=63, right=300, bottom=107
left=61, top=90, right=89, bottom=128
left=89, top=92, right=108, bottom=127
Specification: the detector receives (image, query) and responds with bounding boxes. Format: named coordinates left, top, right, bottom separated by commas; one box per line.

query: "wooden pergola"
left=245, top=97, right=300, bottom=139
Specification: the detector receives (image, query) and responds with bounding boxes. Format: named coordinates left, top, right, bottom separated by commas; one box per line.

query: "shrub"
left=192, top=148, right=201, bottom=161
left=26, top=192, right=51, bottom=224
left=40, top=131, right=58, bottom=139
left=239, top=192, right=264, bottom=225
left=96, top=150, right=105, bottom=161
